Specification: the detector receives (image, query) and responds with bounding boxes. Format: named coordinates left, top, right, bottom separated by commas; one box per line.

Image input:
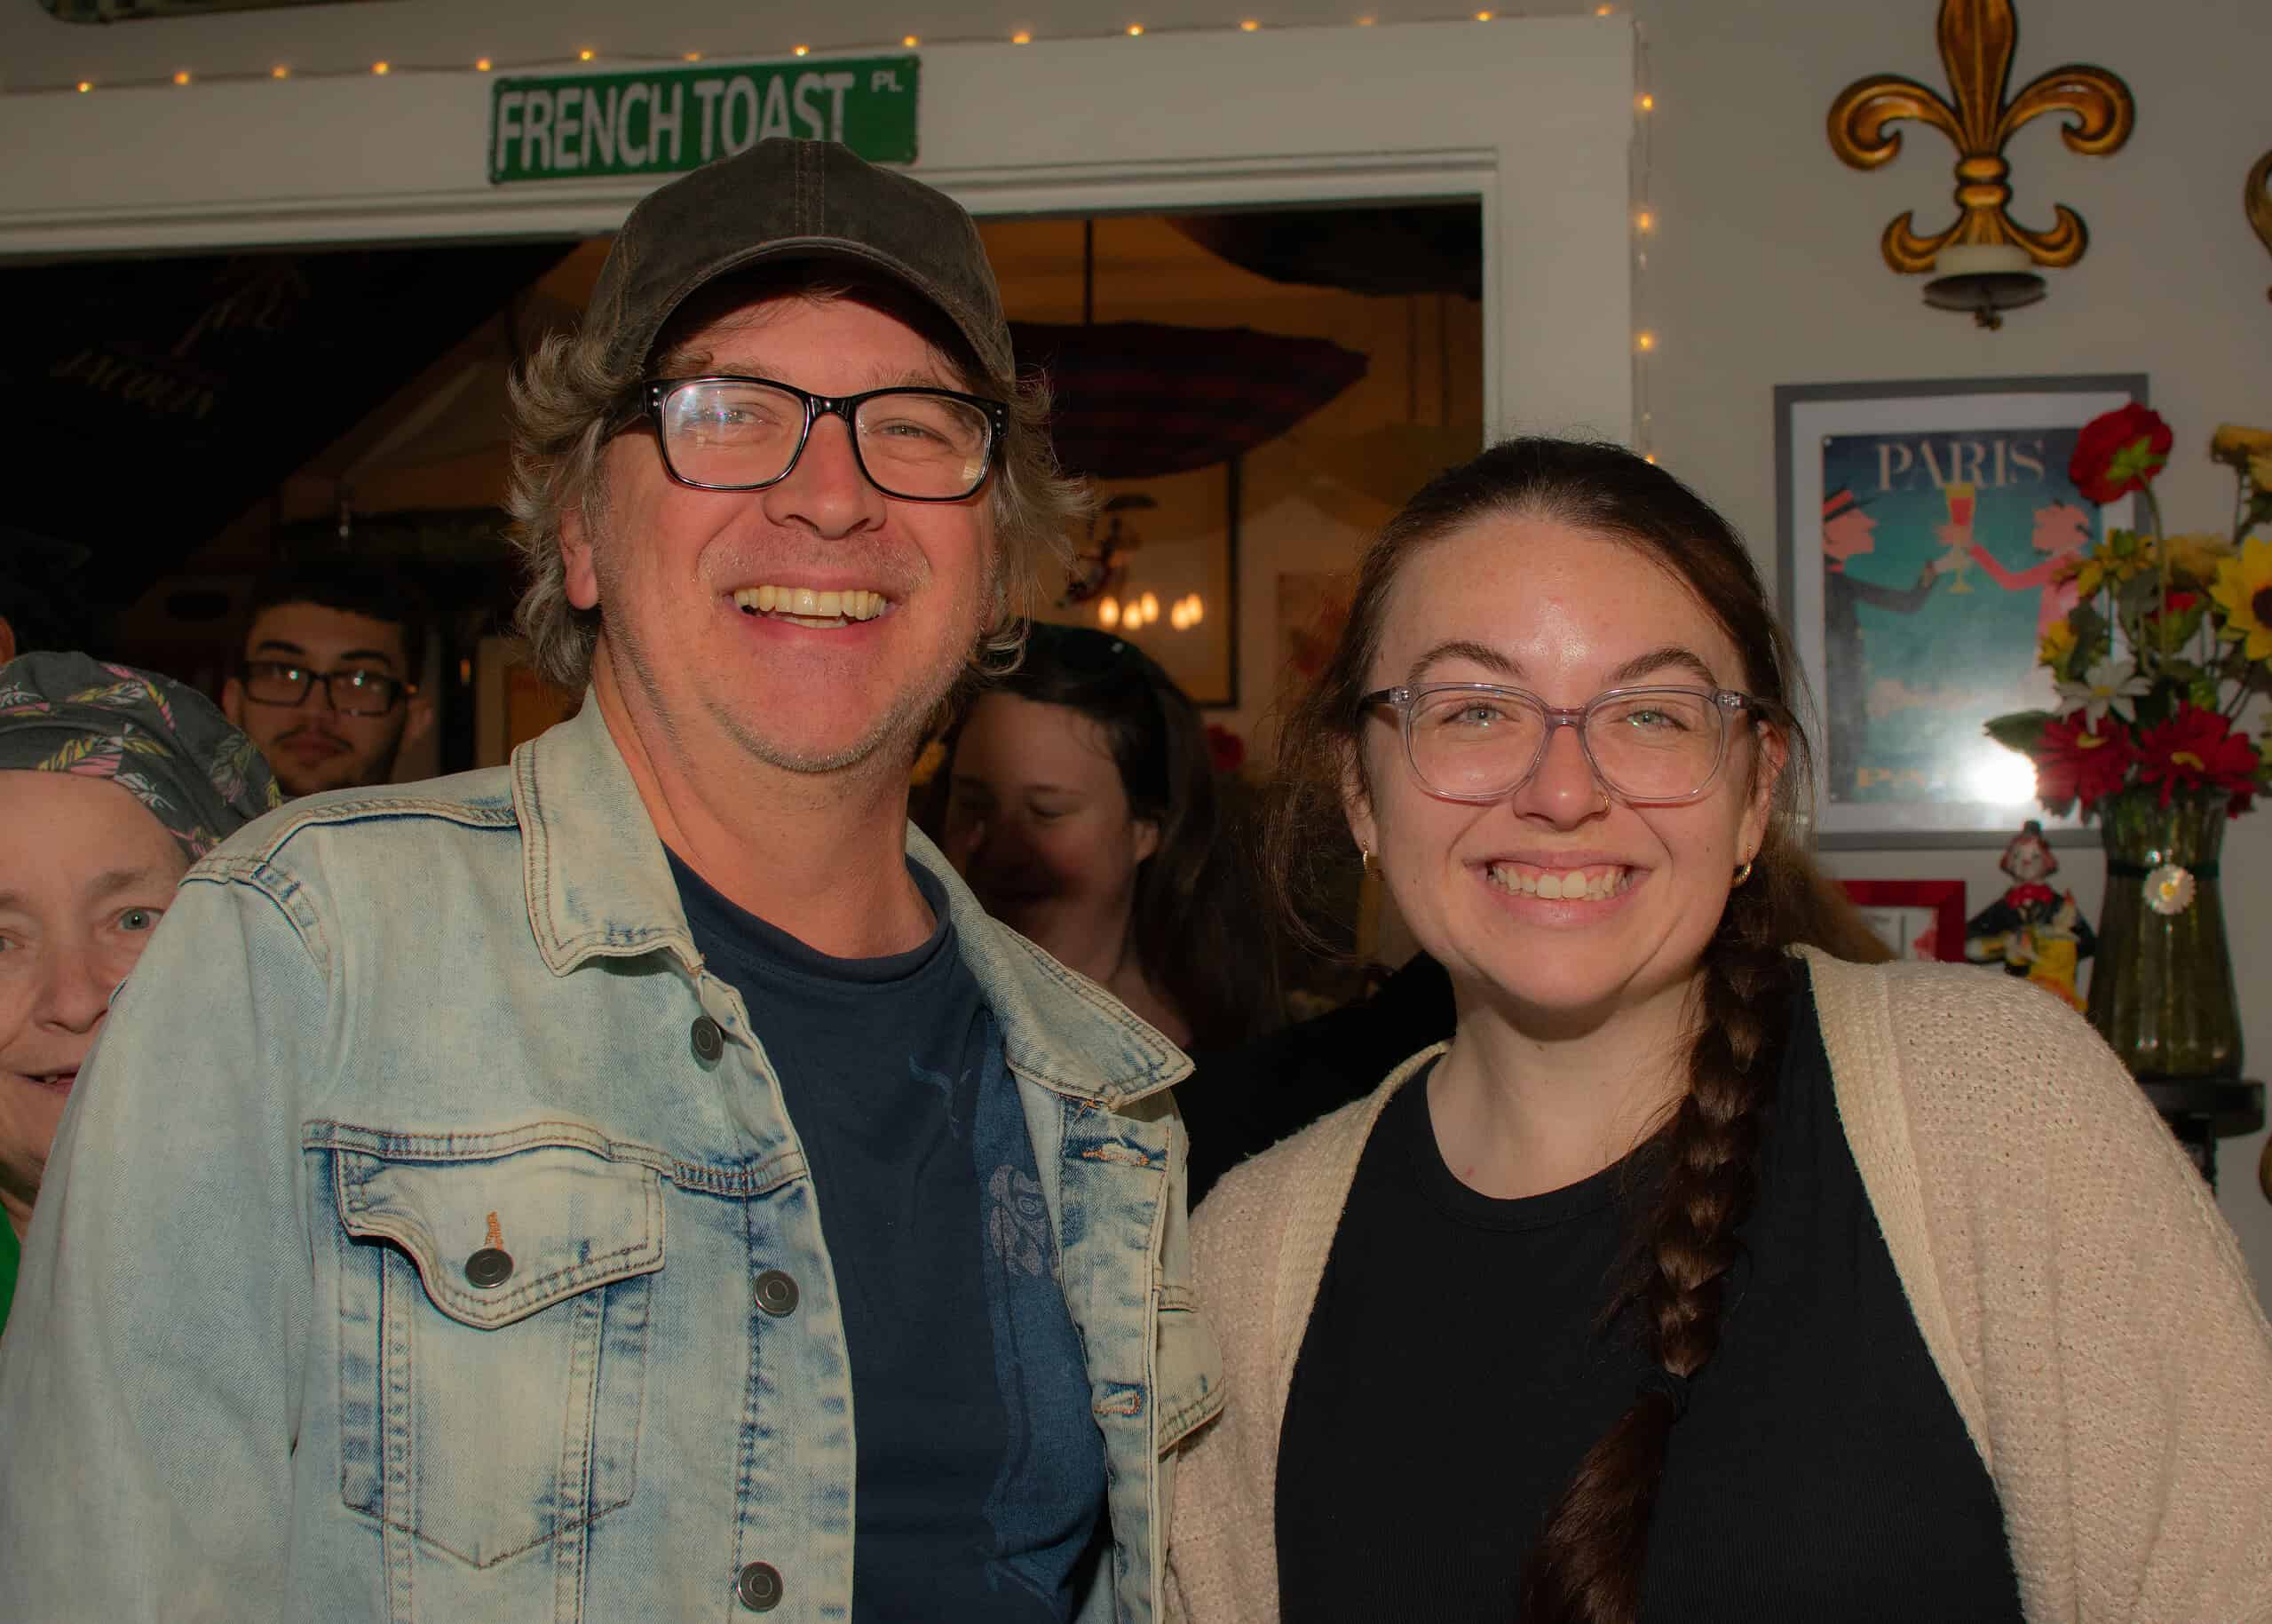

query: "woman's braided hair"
left=1265, top=438, right=1889, bottom=1623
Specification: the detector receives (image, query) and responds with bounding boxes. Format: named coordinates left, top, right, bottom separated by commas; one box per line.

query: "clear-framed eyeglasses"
left=634, top=376, right=1007, bottom=502
left=239, top=661, right=411, bottom=717
left=1360, top=683, right=1772, bottom=804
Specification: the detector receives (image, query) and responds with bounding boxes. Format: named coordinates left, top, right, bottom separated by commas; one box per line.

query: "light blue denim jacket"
left=0, top=701, right=1223, bottom=1622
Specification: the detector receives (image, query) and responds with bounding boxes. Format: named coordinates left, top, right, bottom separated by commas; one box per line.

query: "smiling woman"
left=930, top=622, right=1276, bottom=1051
left=0, top=652, right=279, bottom=1335
left=0, top=775, right=186, bottom=1266
left=1168, top=439, right=2272, bottom=1623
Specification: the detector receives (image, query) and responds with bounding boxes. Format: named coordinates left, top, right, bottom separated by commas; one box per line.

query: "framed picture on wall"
left=1840, top=878, right=1966, bottom=963
left=1775, top=374, right=2147, bottom=847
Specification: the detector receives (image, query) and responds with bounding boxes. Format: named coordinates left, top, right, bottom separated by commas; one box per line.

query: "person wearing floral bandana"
left=0, top=652, right=281, bottom=1336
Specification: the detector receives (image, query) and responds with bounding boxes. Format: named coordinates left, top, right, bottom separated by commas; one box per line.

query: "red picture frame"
left=1841, top=879, right=1967, bottom=963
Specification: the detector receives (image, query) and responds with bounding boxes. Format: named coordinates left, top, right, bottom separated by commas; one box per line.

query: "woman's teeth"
left=1486, top=863, right=1634, bottom=901
left=731, top=586, right=887, bottom=623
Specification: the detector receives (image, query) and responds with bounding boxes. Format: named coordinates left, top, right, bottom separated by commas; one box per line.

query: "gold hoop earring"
left=1360, top=845, right=1378, bottom=878
left=1731, top=859, right=1754, bottom=886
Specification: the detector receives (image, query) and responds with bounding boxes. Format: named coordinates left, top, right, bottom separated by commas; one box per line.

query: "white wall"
left=1637, top=0, right=2272, bottom=1294
left=5, top=0, right=2268, bottom=1286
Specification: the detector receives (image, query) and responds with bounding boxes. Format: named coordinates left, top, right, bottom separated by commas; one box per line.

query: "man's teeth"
left=731, top=586, right=887, bottom=622
left=1486, top=863, right=1634, bottom=901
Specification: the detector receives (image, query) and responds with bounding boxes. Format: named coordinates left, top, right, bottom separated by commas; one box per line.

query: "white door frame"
left=0, top=20, right=1635, bottom=440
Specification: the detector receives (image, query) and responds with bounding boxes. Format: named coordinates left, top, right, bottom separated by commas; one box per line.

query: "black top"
left=1181, top=952, right=1456, bottom=1205
left=1275, top=977, right=2021, bottom=1622
left=672, top=853, right=1108, bottom=1621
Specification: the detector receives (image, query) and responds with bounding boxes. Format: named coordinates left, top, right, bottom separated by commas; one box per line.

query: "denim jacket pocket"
left=1152, top=1281, right=1225, bottom=1455
left=329, top=1138, right=665, bottom=1568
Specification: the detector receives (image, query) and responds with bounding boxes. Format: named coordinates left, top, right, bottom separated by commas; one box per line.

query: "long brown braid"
left=1263, top=439, right=1890, bottom=1622
left=1516, top=822, right=1815, bottom=1623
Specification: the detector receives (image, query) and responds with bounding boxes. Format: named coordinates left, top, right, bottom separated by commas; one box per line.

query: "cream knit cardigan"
left=1164, top=949, right=2272, bottom=1622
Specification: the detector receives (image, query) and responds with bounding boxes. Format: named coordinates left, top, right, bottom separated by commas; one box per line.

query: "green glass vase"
left=2086, top=788, right=2244, bottom=1079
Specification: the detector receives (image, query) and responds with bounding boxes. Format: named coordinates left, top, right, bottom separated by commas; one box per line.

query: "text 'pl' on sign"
left=488, top=55, right=918, bottom=184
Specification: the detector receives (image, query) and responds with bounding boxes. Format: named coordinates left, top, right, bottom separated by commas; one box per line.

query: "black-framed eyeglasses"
left=1361, top=683, right=1771, bottom=804
left=240, top=661, right=411, bottom=717
left=634, top=376, right=1007, bottom=502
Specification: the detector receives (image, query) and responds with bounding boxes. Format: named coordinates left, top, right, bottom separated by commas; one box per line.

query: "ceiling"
left=0, top=239, right=574, bottom=617
left=36, top=0, right=387, bottom=22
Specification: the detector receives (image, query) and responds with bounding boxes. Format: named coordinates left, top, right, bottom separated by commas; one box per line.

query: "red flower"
left=2032, top=709, right=2135, bottom=812
left=1205, top=722, right=1246, bottom=776
left=2134, top=704, right=2259, bottom=812
left=2068, top=404, right=2173, bottom=506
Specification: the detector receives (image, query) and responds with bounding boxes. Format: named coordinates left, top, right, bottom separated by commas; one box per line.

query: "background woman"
left=0, top=652, right=280, bottom=1337
left=1167, top=440, right=2272, bottom=1621
left=933, top=622, right=1274, bottom=1050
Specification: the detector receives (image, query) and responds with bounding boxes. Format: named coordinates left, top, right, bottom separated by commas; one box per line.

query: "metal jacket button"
left=736, top=1561, right=783, bottom=1611
left=463, top=1248, right=514, bottom=1288
left=754, top=1270, right=799, bottom=1317
left=691, top=1016, right=725, bottom=1064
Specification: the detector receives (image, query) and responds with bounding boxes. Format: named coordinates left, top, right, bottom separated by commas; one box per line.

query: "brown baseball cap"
left=582, top=138, right=1013, bottom=385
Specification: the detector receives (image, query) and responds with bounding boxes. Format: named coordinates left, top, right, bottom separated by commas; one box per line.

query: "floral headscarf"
left=0, top=652, right=282, bottom=861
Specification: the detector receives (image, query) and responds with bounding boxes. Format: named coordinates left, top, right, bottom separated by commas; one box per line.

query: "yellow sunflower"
left=2069, top=536, right=2154, bottom=599
left=2161, top=531, right=2237, bottom=584
left=2210, top=424, right=2272, bottom=467
left=2037, top=619, right=2078, bottom=675
left=2209, top=535, right=2272, bottom=660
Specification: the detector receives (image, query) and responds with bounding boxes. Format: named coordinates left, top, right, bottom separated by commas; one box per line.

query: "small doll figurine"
left=1963, top=820, right=2097, bottom=1009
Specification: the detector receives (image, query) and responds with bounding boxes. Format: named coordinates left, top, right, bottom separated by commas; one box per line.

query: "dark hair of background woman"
left=927, top=623, right=1280, bottom=1052
left=1267, top=437, right=1889, bottom=1624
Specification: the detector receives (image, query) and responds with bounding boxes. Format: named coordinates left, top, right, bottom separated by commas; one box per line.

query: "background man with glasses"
left=0, top=139, right=1217, bottom=1622
left=220, top=562, right=434, bottom=797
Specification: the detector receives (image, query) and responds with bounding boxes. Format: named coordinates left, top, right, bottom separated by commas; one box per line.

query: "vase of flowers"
left=2088, top=788, right=2239, bottom=1076
left=1984, top=408, right=2272, bottom=1079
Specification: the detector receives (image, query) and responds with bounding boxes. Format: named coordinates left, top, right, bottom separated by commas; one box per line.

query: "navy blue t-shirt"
left=671, top=852, right=1108, bottom=1621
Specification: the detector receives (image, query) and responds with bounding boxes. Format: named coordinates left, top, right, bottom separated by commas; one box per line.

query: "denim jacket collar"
left=513, top=699, right=1188, bottom=1113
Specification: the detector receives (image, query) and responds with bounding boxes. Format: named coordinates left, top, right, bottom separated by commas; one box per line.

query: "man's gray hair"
left=503, top=285, right=1086, bottom=692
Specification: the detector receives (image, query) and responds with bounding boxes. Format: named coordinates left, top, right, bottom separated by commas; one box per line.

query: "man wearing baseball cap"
left=0, top=140, right=1219, bottom=1621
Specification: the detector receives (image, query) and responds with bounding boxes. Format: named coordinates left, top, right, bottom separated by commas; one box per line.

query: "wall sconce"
left=1827, top=0, right=2133, bottom=328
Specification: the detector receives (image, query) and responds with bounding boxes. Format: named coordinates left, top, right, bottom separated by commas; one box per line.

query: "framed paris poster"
left=1774, top=374, right=2148, bottom=847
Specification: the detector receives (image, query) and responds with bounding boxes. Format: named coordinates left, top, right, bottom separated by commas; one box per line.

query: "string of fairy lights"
left=14, top=6, right=1660, bottom=460
left=1630, top=21, right=1657, bottom=463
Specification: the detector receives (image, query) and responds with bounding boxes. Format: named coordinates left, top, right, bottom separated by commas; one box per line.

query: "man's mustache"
left=276, top=725, right=351, bottom=752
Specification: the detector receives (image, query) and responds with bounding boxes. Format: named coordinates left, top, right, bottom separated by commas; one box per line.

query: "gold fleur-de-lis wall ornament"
left=1828, top=0, right=2134, bottom=327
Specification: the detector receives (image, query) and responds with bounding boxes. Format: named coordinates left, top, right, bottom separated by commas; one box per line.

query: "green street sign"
left=489, top=56, right=918, bottom=185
